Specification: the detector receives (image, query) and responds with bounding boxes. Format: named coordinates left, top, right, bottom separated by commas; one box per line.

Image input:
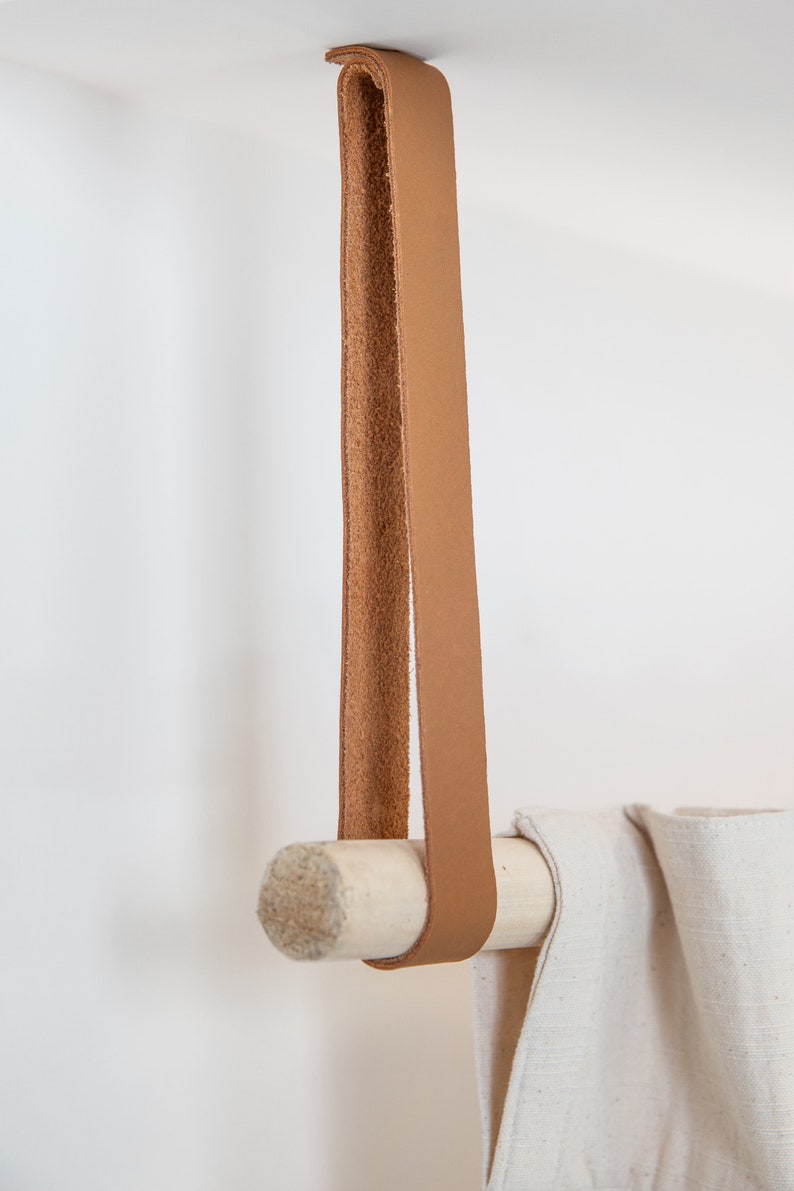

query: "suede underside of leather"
left=337, top=65, right=410, bottom=841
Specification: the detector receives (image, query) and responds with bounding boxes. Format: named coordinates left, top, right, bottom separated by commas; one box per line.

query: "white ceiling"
left=2, top=0, right=793, bottom=294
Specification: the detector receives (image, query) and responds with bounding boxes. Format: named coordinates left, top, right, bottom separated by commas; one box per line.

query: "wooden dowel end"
left=257, top=838, right=555, bottom=962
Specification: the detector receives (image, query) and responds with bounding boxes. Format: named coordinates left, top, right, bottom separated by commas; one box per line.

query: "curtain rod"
left=257, top=838, right=555, bottom=962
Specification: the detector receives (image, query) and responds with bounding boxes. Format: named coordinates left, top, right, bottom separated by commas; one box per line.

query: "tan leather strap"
left=327, top=45, right=497, bottom=968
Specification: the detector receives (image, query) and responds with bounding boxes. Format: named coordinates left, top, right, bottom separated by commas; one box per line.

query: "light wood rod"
left=257, top=838, right=554, bottom=962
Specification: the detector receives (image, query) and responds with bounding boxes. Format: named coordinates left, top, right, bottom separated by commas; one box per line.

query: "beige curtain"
left=473, top=806, right=794, bottom=1190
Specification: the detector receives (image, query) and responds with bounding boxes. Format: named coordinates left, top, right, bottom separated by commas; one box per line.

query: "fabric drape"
left=473, top=805, right=794, bottom=1190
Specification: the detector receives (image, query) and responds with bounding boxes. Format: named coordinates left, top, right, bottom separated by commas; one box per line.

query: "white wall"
left=462, top=208, right=794, bottom=816
left=1, top=54, right=792, bottom=1191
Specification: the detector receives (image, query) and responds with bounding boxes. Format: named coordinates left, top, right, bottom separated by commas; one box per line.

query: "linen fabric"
left=472, top=805, right=794, bottom=1190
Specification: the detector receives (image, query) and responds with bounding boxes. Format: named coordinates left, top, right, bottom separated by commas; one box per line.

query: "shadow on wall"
left=320, top=960, right=483, bottom=1191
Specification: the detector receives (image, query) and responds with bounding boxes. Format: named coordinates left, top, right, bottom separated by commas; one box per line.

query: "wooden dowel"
left=257, top=838, right=555, bottom=962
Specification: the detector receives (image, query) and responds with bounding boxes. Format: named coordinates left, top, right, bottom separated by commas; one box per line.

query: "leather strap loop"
left=327, top=45, right=497, bottom=968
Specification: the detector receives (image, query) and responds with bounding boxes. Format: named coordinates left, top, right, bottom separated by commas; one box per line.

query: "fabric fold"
left=472, top=805, right=794, bottom=1190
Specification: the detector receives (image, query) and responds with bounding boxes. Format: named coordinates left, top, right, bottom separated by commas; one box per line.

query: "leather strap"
left=327, top=45, right=497, bottom=968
